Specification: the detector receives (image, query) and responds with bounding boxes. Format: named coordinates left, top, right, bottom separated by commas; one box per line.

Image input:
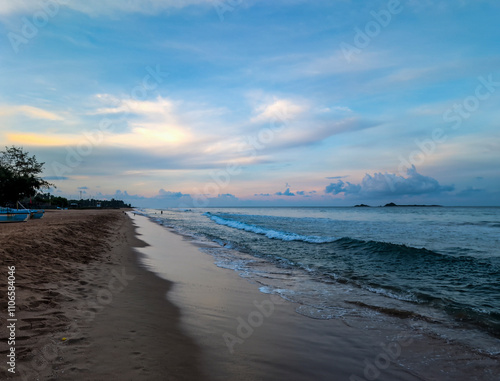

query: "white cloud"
left=325, top=166, right=454, bottom=197
left=0, top=105, right=63, bottom=120
left=318, top=106, right=352, bottom=114
left=90, top=95, right=196, bottom=147
left=0, top=0, right=215, bottom=16
left=251, top=98, right=306, bottom=124
left=245, top=96, right=372, bottom=152
left=92, top=95, right=176, bottom=117
left=270, top=117, right=374, bottom=150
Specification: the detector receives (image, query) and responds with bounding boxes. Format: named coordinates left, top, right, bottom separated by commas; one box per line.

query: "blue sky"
left=1, top=0, right=499, bottom=207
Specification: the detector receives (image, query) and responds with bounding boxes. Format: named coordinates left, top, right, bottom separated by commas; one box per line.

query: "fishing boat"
left=18, top=202, right=45, bottom=219
left=30, top=209, right=45, bottom=219
left=0, top=207, right=30, bottom=223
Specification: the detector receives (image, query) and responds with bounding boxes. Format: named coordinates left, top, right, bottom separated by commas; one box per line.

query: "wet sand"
left=1, top=210, right=498, bottom=380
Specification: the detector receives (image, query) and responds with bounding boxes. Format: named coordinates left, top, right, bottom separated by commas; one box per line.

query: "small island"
left=383, top=202, right=443, bottom=207
left=353, top=202, right=443, bottom=208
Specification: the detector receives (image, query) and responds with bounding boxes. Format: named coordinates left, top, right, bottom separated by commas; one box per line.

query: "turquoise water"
left=140, top=206, right=500, bottom=353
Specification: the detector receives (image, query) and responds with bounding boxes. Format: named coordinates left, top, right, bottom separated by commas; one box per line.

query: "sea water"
left=139, top=206, right=500, bottom=355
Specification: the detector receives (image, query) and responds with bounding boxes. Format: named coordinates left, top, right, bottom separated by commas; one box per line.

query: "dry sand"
left=1, top=210, right=498, bottom=380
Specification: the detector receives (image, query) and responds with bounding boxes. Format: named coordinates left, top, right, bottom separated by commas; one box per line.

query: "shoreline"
left=1, top=209, right=499, bottom=380
left=133, top=211, right=500, bottom=381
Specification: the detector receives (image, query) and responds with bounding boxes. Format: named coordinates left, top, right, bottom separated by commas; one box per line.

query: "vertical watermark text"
left=6, top=266, right=17, bottom=374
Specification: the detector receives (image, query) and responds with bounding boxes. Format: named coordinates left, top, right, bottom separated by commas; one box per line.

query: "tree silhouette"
left=0, top=146, right=54, bottom=205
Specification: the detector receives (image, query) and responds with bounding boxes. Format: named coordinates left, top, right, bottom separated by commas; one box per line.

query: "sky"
left=1, top=0, right=499, bottom=207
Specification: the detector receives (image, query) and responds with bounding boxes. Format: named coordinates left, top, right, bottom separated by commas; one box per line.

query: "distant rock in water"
left=354, top=204, right=371, bottom=207
left=383, top=202, right=442, bottom=207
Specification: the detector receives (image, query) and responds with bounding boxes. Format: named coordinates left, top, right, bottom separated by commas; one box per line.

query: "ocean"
left=138, top=206, right=500, bottom=355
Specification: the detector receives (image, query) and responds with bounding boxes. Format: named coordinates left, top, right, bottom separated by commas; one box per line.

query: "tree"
left=0, top=146, right=54, bottom=205
left=34, top=193, right=69, bottom=208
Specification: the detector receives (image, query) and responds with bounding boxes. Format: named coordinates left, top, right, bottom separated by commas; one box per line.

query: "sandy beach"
left=1, top=210, right=499, bottom=380
left=0, top=210, right=206, bottom=380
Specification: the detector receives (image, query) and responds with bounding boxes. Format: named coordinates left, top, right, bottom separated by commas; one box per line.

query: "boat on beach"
left=0, top=201, right=45, bottom=222
left=30, top=210, right=45, bottom=219
left=0, top=207, right=31, bottom=223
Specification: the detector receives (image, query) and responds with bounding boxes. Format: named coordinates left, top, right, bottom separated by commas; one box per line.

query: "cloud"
left=0, top=0, right=215, bottom=16
left=248, top=116, right=376, bottom=153
left=91, top=95, right=175, bottom=116
left=215, top=193, right=238, bottom=200
left=78, top=186, right=89, bottom=190
left=6, top=96, right=230, bottom=163
left=104, top=190, right=171, bottom=206
left=5, top=92, right=377, bottom=177
left=325, top=166, right=454, bottom=197
left=318, top=106, right=352, bottom=114
left=157, top=189, right=185, bottom=198
left=254, top=193, right=271, bottom=197
left=325, top=181, right=361, bottom=195
left=251, top=99, right=306, bottom=125
left=6, top=133, right=77, bottom=146
left=44, top=175, right=69, bottom=180
left=88, top=95, right=238, bottom=155
left=326, top=176, right=349, bottom=180
left=275, top=188, right=295, bottom=196
left=99, top=189, right=247, bottom=208
left=0, top=105, right=63, bottom=121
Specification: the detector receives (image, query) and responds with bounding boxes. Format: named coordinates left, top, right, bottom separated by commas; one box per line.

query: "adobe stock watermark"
left=50, top=64, right=168, bottom=180
left=395, top=74, right=500, bottom=179
left=7, top=0, right=66, bottom=54
left=213, top=0, right=243, bottom=22
left=349, top=331, right=413, bottom=381
left=16, top=267, right=135, bottom=380
left=223, top=293, right=286, bottom=354
left=191, top=102, right=292, bottom=207
left=340, top=0, right=403, bottom=63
